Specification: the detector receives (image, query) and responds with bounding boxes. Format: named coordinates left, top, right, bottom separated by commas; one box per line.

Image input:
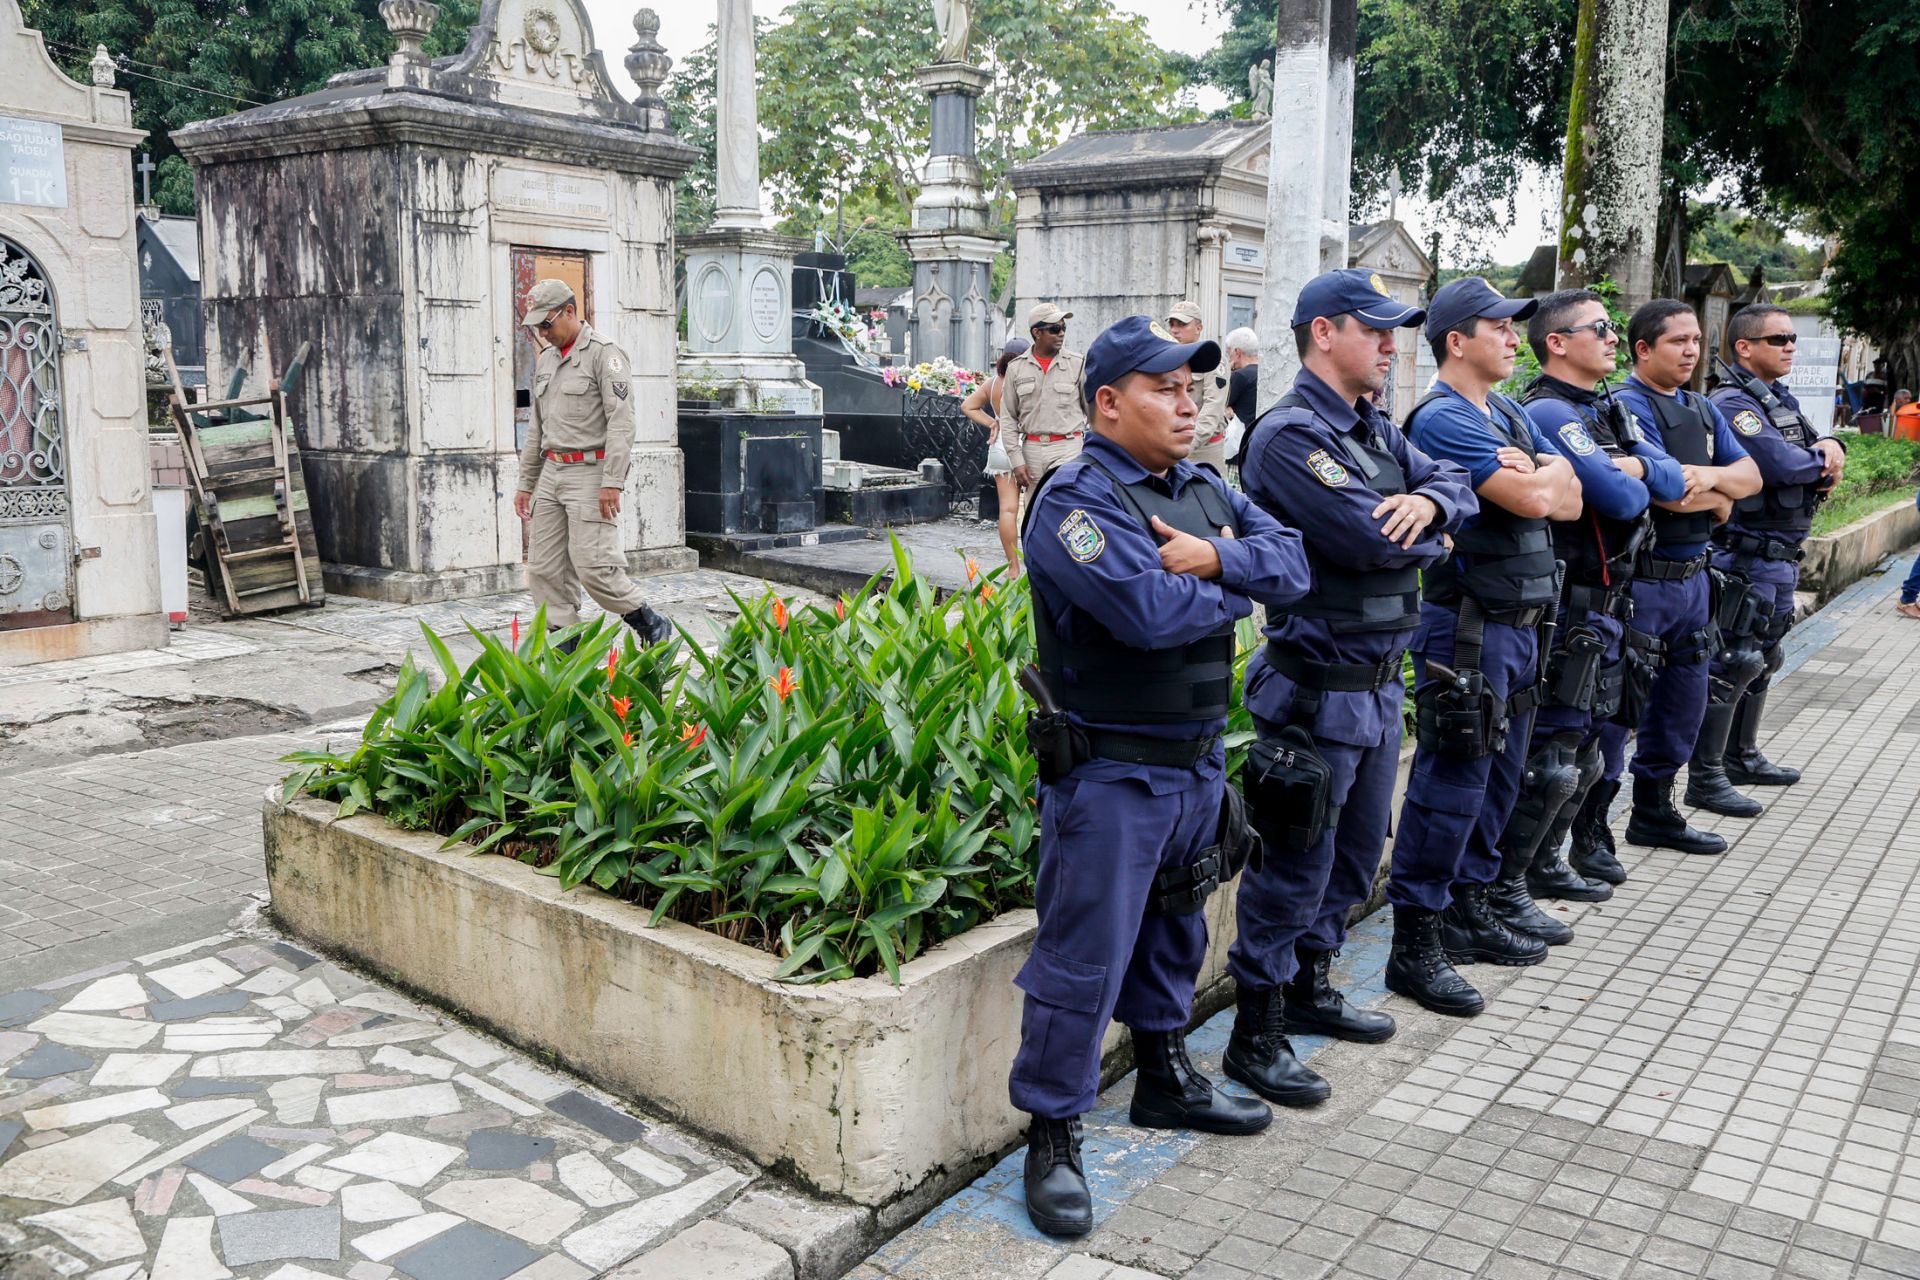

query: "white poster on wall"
left=1787, top=316, right=1840, bottom=435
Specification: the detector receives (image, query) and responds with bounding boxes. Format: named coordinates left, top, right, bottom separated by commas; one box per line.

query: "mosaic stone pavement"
left=0, top=929, right=763, bottom=1278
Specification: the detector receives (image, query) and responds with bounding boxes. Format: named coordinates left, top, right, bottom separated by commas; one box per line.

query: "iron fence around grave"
left=902, top=390, right=988, bottom=517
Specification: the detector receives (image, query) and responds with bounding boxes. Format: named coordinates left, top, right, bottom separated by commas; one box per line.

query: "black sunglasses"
left=1553, top=319, right=1616, bottom=339
left=1033, top=323, right=1066, bottom=335
left=1750, top=333, right=1797, bottom=347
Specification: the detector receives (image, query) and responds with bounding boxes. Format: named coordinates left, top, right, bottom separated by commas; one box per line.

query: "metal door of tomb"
left=0, top=236, right=71, bottom=630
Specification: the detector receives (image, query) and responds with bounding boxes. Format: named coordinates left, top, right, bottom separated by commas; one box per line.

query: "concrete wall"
left=1800, top=497, right=1920, bottom=605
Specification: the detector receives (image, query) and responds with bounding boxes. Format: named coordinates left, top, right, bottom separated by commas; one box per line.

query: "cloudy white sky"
left=582, top=0, right=1558, bottom=265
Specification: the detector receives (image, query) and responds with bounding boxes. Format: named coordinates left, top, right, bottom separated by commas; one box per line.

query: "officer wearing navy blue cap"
left=1608, top=301, right=1761, bottom=855
left=1226, top=270, right=1476, bottom=1100
left=1384, top=278, right=1583, bottom=1012
left=1013, top=314, right=1312, bottom=1237
left=1694, top=304, right=1845, bottom=808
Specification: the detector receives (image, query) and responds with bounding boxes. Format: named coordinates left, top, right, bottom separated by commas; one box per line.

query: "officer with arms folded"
left=1509, top=290, right=1684, bottom=895
left=1385, top=279, right=1583, bottom=1008
left=1227, top=271, right=1476, bottom=1096
left=1609, top=301, right=1762, bottom=855
left=1691, top=304, right=1844, bottom=808
left=1013, top=316, right=1312, bottom=1238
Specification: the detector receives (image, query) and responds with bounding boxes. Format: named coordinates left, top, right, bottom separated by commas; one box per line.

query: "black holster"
left=1613, top=629, right=1666, bottom=727
left=1148, top=785, right=1261, bottom=915
left=1711, top=568, right=1760, bottom=643
left=1546, top=623, right=1608, bottom=711
left=1415, top=669, right=1500, bottom=760
left=1027, top=710, right=1081, bottom=785
left=1242, top=726, right=1336, bottom=859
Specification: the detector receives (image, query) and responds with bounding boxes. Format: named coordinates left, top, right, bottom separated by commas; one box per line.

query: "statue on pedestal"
left=1247, top=59, right=1273, bottom=118
left=930, top=0, right=970, bottom=64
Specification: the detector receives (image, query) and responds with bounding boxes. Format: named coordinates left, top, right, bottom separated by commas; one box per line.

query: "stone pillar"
left=712, top=0, right=761, bottom=229
left=1196, top=221, right=1231, bottom=335
left=1319, top=0, right=1355, bottom=273
left=901, top=62, right=1002, bottom=374
left=1556, top=0, right=1666, bottom=307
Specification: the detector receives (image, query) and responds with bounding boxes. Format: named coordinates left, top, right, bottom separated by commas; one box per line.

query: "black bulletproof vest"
left=1522, top=379, right=1649, bottom=591
left=1031, top=456, right=1242, bottom=724
left=1712, top=370, right=1818, bottom=537
left=1410, top=391, right=1559, bottom=611
left=1638, top=386, right=1716, bottom=548
left=1270, top=393, right=1424, bottom=633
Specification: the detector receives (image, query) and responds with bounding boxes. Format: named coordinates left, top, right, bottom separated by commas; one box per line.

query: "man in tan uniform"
left=1167, top=300, right=1231, bottom=475
left=1001, top=302, right=1088, bottom=497
left=513, top=279, right=673, bottom=646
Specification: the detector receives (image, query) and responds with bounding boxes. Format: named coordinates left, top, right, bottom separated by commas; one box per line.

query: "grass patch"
left=1811, top=434, right=1920, bottom=537
left=1812, top=484, right=1914, bottom=536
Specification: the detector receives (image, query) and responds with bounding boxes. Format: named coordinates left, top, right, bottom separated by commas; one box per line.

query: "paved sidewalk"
left=856, top=557, right=1920, bottom=1280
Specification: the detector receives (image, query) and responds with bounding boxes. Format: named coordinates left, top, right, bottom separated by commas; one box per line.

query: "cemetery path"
left=855, top=554, right=1920, bottom=1280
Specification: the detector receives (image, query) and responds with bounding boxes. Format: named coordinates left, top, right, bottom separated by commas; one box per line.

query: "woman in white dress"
left=962, top=336, right=1030, bottom=576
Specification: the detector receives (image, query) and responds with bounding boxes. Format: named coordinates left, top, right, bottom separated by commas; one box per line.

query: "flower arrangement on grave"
left=807, top=298, right=876, bottom=355
left=880, top=357, right=982, bottom=397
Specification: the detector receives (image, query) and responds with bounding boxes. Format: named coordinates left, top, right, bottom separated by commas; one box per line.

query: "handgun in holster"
left=1709, top=568, right=1760, bottom=643
left=1547, top=623, right=1609, bottom=710
left=1019, top=664, right=1083, bottom=785
left=1416, top=663, right=1497, bottom=759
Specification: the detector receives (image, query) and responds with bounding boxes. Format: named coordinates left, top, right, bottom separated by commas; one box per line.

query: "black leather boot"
left=1384, top=906, right=1484, bottom=1016
left=1441, top=884, right=1548, bottom=966
left=1569, top=778, right=1626, bottom=884
left=1526, top=843, right=1612, bottom=904
left=1221, top=986, right=1332, bottom=1107
left=1725, top=683, right=1801, bottom=786
left=622, top=605, right=675, bottom=647
left=1487, top=873, right=1575, bottom=945
left=1130, top=1028, right=1272, bottom=1134
left=1022, top=1114, right=1091, bottom=1236
left=1685, top=701, right=1763, bottom=817
left=1625, top=774, right=1727, bottom=855
left=1283, top=950, right=1396, bottom=1043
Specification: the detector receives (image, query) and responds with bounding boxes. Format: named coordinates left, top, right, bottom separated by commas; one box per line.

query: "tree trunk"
left=1557, top=0, right=1668, bottom=306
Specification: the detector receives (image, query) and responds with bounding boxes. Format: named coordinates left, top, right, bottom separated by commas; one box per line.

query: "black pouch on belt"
left=1710, top=568, right=1760, bottom=641
left=1613, top=630, right=1665, bottom=727
left=1547, top=623, right=1608, bottom=710
left=1241, top=726, right=1334, bottom=859
left=1415, top=668, right=1495, bottom=760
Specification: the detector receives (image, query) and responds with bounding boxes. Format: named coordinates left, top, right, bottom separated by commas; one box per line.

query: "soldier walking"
left=1002, top=303, right=1089, bottom=499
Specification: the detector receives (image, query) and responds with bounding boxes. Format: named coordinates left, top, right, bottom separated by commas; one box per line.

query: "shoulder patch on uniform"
left=1306, top=448, right=1350, bottom=488
left=611, top=381, right=629, bottom=400
left=1558, top=422, right=1597, bottom=456
left=1733, top=409, right=1764, bottom=436
left=1057, top=509, right=1105, bottom=563
left=608, top=354, right=623, bottom=374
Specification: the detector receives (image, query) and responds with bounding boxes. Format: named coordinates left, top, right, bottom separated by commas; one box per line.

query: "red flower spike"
left=834, top=598, right=847, bottom=621
left=679, top=721, right=708, bottom=750
left=511, top=614, right=520, bottom=647
left=965, top=557, right=980, bottom=583
left=979, top=581, right=996, bottom=601
left=606, top=647, right=619, bottom=683
left=611, top=696, right=631, bottom=721
left=770, top=667, right=798, bottom=702
left=622, top=731, right=633, bottom=747
left=772, top=598, right=789, bottom=632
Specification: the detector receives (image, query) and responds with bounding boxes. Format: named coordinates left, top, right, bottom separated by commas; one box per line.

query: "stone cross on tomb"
left=137, top=152, right=155, bottom=205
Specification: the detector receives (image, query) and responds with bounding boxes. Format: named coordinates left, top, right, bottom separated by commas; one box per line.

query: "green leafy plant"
left=1810, top=434, right=1920, bottom=536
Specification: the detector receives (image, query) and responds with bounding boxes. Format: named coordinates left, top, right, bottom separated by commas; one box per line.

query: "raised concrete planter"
left=262, top=793, right=1241, bottom=1212
left=1800, top=496, right=1920, bottom=605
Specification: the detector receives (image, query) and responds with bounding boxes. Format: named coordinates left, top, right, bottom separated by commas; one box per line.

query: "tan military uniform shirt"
left=1188, top=365, right=1232, bottom=473
left=1000, top=348, right=1089, bottom=472
left=515, top=323, right=636, bottom=493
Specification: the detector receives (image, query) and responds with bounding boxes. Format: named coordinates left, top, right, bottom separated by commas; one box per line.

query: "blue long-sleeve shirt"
left=1616, top=377, right=1750, bottom=559
left=1521, top=394, right=1681, bottom=520
left=1710, top=368, right=1828, bottom=491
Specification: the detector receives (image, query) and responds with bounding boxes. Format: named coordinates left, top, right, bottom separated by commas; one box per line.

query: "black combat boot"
left=1625, top=774, right=1727, bottom=855
left=1384, top=906, right=1484, bottom=1016
left=1487, top=873, right=1575, bottom=946
left=1283, top=950, right=1396, bottom=1043
left=1569, top=778, right=1627, bottom=884
left=1130, top=1028, right=1272, bottom=1134
left=1221, top=986, right=1332, bottom=1107
left=1441, top=883, right=1548, bottom=967
left=1022, top=1114, right=1091, bottom=1236
left=1725, top=683, right=1801, bottom=786
left=622, top=605, right=675, bottom=647
left=1526, top=826, right=1613, bottom=904
left=1684, top=702, right=1764, bottom=817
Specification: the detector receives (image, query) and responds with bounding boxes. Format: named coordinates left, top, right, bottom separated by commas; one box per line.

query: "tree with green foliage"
left=23, top=0, right=477, bottom=215
left=1686, top=204, right=1823, bottom=286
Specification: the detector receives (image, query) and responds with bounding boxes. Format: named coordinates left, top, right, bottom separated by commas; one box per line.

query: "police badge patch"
left=1058, top=509, right=1105, bottom=563
left=1307, top=449, right=1350, bottom=487
left=1733, top=409, right=1764, bottom=436
left=609, top=355, right=624, bottom=374
left=1558, top=423, right=1598, bottom=456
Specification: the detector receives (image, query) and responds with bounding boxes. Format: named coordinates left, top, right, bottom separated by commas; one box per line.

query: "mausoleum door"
left=0, top=236, right=73, bottom=631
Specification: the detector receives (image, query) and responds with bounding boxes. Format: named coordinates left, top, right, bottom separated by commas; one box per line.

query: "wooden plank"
left=211, top=489, right=310, bottom=522
left=196, top=419, right=276, bottom=450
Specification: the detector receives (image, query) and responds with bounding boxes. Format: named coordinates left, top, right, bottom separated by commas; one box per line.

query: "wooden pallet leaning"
left=164, top=343, right=325, bottom=616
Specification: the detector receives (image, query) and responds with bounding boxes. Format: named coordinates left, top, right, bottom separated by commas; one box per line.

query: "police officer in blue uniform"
left=1387, top=278, right=1584, bottom=1000
left=1687, top=304, right=1846, bottom=811
left=1013, top=315, right=1313, bottom=1237
left=1508, top=290, right=1685, bottom=896
left=1227, top=271, right=1477, bottom=1085
left=1610, top=300, right=1762, bottom=855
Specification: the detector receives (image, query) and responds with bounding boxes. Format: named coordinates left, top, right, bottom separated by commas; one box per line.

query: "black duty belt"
left=1428, top=594, right=1552, bottom=629
left=1717, top=529, right=1806, bottom=562
left=1082, top=728, right=1218, bottom=769
left=1266, top=645, right=1401, bottom=693
left=1638, top=551, right=1711, bottom=581
left=1566, top=582, right=1633, bottom=620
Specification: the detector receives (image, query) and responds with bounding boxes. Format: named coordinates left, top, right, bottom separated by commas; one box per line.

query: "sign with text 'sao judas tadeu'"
left=0, top=116, right=66, bottom=209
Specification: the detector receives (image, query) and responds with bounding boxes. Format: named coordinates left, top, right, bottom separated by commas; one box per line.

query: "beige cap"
left=1167, top=300, right=1204, bottom=325
left=1027, top=302, right=1072, bottom=327
left=521, top=279, right=576, bottom=327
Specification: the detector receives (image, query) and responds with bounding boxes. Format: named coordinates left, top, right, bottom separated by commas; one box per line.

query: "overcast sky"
left=583, top=0, right=1557, bottom=265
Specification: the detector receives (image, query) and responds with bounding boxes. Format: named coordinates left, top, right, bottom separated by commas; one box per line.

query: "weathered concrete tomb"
left=174, top=0, right=699, bottom=602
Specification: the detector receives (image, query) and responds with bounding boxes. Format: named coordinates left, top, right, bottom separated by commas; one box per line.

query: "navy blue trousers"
left=1009, top=763, right=1221, bottom=1119
left=1622, top=570, right=1713, bottom=781
left=1228, top=721, right=1401, bottom=991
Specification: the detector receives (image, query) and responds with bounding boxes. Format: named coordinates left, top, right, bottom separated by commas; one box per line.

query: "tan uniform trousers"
left=525, top=462, right=650, bottom=627
left=1188, top=434, right=1229, bottom=475
left=1016, top=432, right=1089, bottom=528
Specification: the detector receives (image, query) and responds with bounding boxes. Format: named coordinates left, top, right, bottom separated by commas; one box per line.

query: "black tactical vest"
left=1030, top=456, right=1242, bottom=724
left=1637, top=385, right=1716, bottom=548
left=1410, top=391, right=1559, bottom=612
left=1266, top=394, right=1424, bottom=633
left=1522, top=378, right=1650, bottom=593
left=1712, top=368, right=1819, bottom=538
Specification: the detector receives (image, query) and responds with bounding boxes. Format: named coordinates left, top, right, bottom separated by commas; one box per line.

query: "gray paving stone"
left=0, top=989, right=55, bottom=1027
left=719, top=1186, right=869, bottom=1278
left=391, top=1221, right=543, bottom=1280
left=4, top=1042, right=88, bottom=1079
left=216, top=1205, right=342, bottom=1266
left=147, top=990, right=251, bottom=1021
left=0, top=1119, right=21, bottom=1158
left=546, top=1090, right=646, bottom=1142
left=184, top=1134, right=285, bottom=1183
left=174, top=1078, right=264, bottom=1098
left=271, top=942, right=319, bottom=970
left=464, top=1129, right=555, bottom=1170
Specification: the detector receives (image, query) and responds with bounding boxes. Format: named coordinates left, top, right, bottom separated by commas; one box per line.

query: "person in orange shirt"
left=1892, top=388, right=1919, bottom=442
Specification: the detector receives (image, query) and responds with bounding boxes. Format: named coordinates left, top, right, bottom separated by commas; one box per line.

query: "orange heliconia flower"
left=679, top=721, right=708, bottom=750
left=965, top=557, right=980, bottom=583
left=606, top=647, right=619, bottom=683
left=511, top=615, right=520, bottom=647
left=611, top=696, right=631, bottom=721
left=622, top=731, right=634, bottom=746
left=834, top=598, right=847, bottom=621
left=979, top=581, right=996, bottom=601
left=770, top=667, right=798, bottom=702
left=771, top=598, right=789, bottom=632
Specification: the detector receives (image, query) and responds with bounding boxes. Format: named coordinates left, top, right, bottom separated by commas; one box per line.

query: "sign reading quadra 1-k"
left=0, top=115, right=66, bottom=208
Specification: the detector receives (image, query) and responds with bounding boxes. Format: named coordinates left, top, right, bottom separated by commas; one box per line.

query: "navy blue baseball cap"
left=1424, top=276, right=1537, bottom=339
left=1084, top=315, right=1221, bottom=395
left=1292, top=268, right=1426, bottom=329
